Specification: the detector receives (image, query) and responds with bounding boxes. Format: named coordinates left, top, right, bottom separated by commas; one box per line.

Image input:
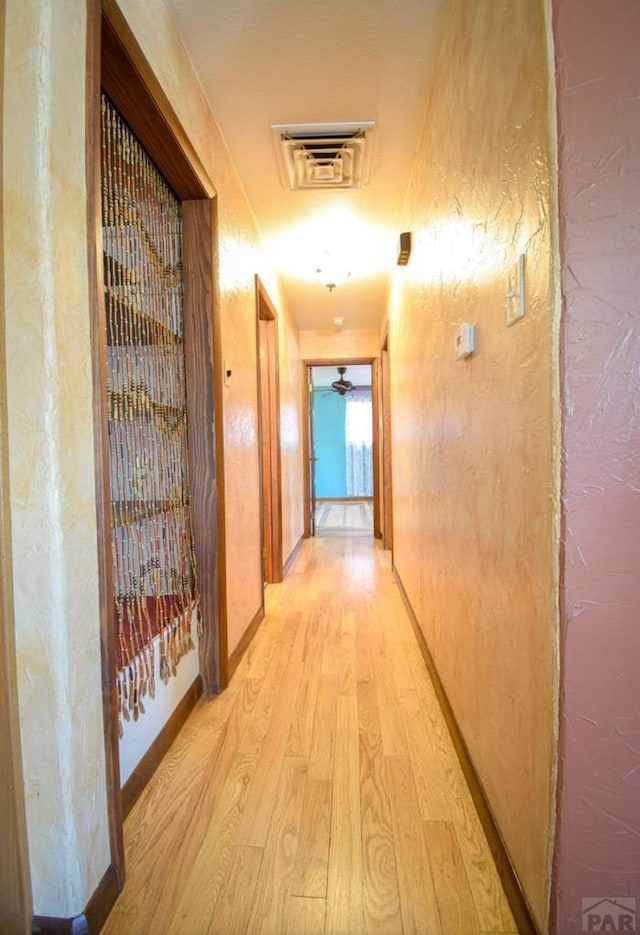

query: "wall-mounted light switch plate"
left=455, top=322, right=475, bottom=359
left=506, top=253, right=526, bottom=326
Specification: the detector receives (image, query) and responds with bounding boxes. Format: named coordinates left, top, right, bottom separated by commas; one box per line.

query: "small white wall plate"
left=455, top=323, right=475, bottom=359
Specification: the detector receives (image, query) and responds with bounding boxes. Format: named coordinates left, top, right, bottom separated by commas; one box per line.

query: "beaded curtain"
left=101, top=94, right=201, bottom=734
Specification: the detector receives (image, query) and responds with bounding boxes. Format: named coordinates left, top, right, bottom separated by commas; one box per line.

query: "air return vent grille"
left=271, top=121, right=375, bottom=191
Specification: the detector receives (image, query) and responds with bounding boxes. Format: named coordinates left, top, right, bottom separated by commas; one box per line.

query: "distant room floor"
left=315, top=499, right=373, bottom=537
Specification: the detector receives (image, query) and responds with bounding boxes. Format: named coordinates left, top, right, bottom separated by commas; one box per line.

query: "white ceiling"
left=167, top=0, right=447, bottom=331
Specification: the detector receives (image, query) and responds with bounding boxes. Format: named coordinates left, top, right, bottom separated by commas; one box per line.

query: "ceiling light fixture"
left=315, top=253, right=350, bottom=292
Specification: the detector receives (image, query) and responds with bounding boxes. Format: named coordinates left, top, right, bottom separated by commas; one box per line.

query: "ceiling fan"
left=321, top=366, right=366, bottom=397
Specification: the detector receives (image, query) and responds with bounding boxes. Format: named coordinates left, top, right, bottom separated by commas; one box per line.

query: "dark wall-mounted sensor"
left=397, top=231, right=412, bottom=266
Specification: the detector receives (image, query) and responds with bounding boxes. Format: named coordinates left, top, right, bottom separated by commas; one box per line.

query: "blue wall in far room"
left=313, top=389, right=346, bottom=497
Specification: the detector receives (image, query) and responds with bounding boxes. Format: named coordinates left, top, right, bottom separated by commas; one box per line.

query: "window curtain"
left=345, top=391, right=373, bottom=496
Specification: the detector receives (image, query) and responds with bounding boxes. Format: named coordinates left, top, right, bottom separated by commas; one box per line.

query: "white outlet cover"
left=454, top=322, right=475, bottom=359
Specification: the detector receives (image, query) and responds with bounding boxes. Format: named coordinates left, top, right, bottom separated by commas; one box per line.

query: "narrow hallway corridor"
left=103, top=534, right=517, bottom=934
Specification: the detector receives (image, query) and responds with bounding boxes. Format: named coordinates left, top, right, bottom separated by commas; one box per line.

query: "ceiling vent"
left=271, top=121, right=375, bottom=191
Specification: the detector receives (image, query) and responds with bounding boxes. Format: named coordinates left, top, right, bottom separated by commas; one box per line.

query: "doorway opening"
left=88, top=6, right=227, bottom=888
left=303, top=359, right=381, bottom=539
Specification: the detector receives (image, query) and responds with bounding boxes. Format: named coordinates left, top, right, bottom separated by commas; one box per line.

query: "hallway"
left=1, top=1, right=636, bottom=929
left=103, top=535, right=516, bottom=934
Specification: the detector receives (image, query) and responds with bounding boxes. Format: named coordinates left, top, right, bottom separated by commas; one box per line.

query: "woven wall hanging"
left=100, top=93, right=201, bottom=735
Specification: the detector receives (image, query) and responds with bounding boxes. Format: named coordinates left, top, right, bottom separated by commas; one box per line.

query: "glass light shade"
left=315, top=254, right=350, bottom=291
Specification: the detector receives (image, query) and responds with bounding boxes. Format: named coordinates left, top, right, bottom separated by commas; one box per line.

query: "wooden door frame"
left=380, top=328, right=394, bottom=551
left=87, top=0, right=228, bottom=889
left=301, top=363, right=316, bottom=538
left=371, top=358, right=382, bottom=540
left=302, top=357, right=381, bottom=539
left=255, top=276, right=283, bottom=584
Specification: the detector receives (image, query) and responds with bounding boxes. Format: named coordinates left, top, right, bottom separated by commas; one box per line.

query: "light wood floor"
left=315, top=499, right=373, bottom=537
left=104, top=536, right=518, bottom=935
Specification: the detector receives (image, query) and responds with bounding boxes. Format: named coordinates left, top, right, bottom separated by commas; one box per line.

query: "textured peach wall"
left=299, top=328, right=379, bottom=361
left=388, top=1, right=558, bottom=927
left=552, top=2, right=640, bottom=930
left=3, top=0, right=110, bottom=915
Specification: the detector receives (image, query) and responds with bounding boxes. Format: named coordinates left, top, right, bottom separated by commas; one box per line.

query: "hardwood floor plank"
left=424, top=820, right=483, bottom=934
left=321, top=620, right=343, bottom=676
left=286, top=896, right=326, bottom=934
left=245, top=614, right=281, bottom=679
left=326, top=693, right=364, bottom=934
left=132, top=673, right=270, bottom=930
left=398, top=687, right=457, bottom=821
left=246, top=757, right=308, bottom=934
left=356, top=676, right=382, bottom=737
left=386, top=755, right=443, bottom=934
left=103, top=685, right=254, bottom=930
left=451, top=779, right=518, bottom=933
left=286, top=610, right=326, bottom=757
left=381, top=600, right=419, bottom=696
left=357, top=680, right=402, bottom=934
left=308, top=673, right=338, bottom=782
left=339, top=610, right=357, bottom=696
left=374, top=651, right=409, bottom=757
left=355, top=608, right=375, bottom=684
left=166, top=750, right=259, bottom=933
left=123, top=671, right=254, bottom=871
left=105, top=704, right=240, bottom=933
left=236, top=620, right=306, bottom=847
left=238, top=660, right=292, bottom=757
left=205, top=845, right=263, bottom=935
left=290, top=778, right=332, bottom=898
left=101, top=909, right=135, bottom=933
